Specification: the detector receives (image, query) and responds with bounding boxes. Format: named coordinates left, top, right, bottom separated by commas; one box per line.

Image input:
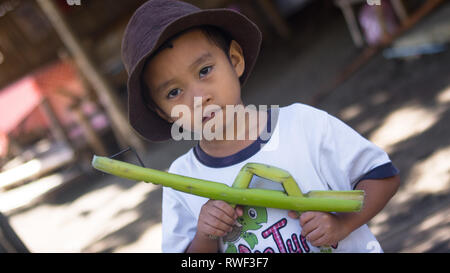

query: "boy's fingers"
left=288, top=211, right=299, bottom=219
left=304, top=227, right=323, bottom=244
left=300, top=218, right=319, bottom=237
left=309, top=233, right=326, bottom=247
left=312, top=236, right=329, bottom=247
left=202, top=221, right=228, bottom=237
left=208, top=206, right=236, bottom=227
left=235, top=205, right=244, bottom=217
left=299, top=211, right=316, bottom=226
left=203, top=212, right=233, bottom=233
left=212, top=200, right=236, bottom=218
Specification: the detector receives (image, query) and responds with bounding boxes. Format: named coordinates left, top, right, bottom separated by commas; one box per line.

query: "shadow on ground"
left=80, top=186, right=163, bottom=253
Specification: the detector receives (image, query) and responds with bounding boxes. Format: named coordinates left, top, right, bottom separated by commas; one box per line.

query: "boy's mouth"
left=202, top=112, right=215, bottom=123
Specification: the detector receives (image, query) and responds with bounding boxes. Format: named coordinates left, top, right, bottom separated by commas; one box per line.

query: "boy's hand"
left=288, top=211, right=349, bottom=247
left=198, top=200, right=243, bottom=240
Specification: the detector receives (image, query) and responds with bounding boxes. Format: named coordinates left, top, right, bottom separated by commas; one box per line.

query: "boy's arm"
left=185, top=200, right=242, bottom=253
left=184, top=232, right=220, bottom=253
left=336, top=174, right=401, bottom=239
left=291, top=174, right=401, bottom=247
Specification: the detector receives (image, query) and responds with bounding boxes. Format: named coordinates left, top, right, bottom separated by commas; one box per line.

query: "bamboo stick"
left=92, top=156, right=364, bottom=213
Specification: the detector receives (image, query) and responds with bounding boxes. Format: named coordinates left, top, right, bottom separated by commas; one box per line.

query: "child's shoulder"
left=167, top=148, right=195, bottom=175
left=280, top=102, right=328, bottom=123
left=282, top=102, right=327, bottom=114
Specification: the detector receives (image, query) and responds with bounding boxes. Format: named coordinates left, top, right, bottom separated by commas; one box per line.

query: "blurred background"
left=0, top=0, right=449, bottom=253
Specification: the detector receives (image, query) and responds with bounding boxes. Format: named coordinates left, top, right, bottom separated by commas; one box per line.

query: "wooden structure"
left=1, top=0, right=299, bottom=159
left=0, top=141, right=75, bottom=191
left=0, top=0, right=59, bottom=89
left=311, top=0, right=446, bottom=105
left=0, top=0, right=302, bottom=206
left=36, top=0, right=146, bottom=152
left=0, top=212, right=29, bottom=253
left=334, top=0, right=409, bottom=47
left=1, top=0, right=148, bottom=157
left=0, top=0, right=147, bottom=90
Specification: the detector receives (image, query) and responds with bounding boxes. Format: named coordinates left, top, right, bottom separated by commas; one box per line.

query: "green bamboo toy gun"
left=91, top=156, right=364, bottom=213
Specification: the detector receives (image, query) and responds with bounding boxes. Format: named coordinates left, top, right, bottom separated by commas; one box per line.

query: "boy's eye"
left=199, top=66, right=213, bottom=78
left=167, top=88, right=181, bottom=99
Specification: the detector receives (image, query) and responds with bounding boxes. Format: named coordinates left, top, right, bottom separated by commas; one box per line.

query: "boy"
left=121, top=0, right=400, bottom=253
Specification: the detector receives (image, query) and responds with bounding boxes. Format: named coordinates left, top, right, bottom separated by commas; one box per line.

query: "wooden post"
left=39, top=97, right=71, bottom=147
left=311, top=0, right=445, bottom=105
left=335, top=0, right=365, bottom=47
left=0, top=212, right=29, bottom=253
left=70, top=100, right=108, bottom=156
left=256, top=0, right=292, bottom=39
left=375, top=4, right=388, bottom=40
left=391, top=0, right=408, bottom=24
left=35, top=0, right=146, bottom=154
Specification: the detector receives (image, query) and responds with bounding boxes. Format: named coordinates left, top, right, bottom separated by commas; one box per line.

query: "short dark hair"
left=140, top=25, right=232, bottom=113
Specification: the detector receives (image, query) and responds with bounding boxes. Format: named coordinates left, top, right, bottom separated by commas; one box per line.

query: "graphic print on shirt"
left=223, top=206, right=267, bottom=253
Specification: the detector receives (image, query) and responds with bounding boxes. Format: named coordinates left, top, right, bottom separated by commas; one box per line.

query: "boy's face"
left=142, top=29, right=245, bottom=137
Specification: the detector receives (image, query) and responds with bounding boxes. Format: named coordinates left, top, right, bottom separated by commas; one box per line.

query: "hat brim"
left=127, top=9, right=262, bottom=142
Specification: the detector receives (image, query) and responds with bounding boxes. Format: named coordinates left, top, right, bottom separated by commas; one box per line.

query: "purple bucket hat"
left=121, top=0, right=262, bottom=142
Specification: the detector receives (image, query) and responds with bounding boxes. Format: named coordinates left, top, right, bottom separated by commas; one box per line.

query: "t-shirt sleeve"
left=318, top=113, right=399, bottom=190
left=161, top=163, right=197, bottom=253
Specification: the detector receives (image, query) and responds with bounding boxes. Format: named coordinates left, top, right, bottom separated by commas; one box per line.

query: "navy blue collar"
left=193, top=108, right=275, bottom=168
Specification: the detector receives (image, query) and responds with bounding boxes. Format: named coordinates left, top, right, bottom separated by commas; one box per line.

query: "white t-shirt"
left=162, top=103, right=398, bottom=253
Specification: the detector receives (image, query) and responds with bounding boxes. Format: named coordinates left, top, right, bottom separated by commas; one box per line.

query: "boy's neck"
left=198, top=108, right=268, bottom=158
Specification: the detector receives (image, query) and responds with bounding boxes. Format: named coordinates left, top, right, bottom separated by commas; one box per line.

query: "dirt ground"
left=4, top=2, right=449, bottom=252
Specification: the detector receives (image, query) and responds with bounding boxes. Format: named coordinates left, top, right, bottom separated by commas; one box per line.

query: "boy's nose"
left=192, top=95, right=212, bottom=114
left=191, top=88, right=213, bottom=107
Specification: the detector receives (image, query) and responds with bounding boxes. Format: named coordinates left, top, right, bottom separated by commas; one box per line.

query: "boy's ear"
left=229, top=40, right=245, bottom=78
